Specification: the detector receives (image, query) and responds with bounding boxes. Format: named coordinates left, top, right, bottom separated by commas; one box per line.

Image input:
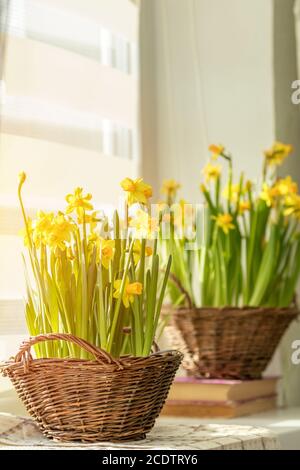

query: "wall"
left=140, top=0, right=300, bottom=404
left=140, top=0, right=277, bottom=201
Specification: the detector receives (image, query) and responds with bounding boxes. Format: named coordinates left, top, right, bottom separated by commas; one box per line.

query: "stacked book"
left=162, top=377, right=278, bottom=418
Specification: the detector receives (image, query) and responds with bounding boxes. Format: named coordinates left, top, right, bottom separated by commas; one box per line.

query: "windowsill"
left=0, top=389, right=28, bottom=417
left=0, top=390, right=300, bottom=450
left=159, top=408, right=300, bottom=450
left=1, top=389, right=300, bottom=449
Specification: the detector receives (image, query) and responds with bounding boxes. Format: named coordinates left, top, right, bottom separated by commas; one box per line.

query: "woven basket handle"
left=14, top=333, right=123, bottom=371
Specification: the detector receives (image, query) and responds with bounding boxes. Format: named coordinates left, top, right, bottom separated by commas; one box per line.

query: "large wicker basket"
left=1, top=333, right=182, bottom=442
left=164, top=306, right=298, bottom=379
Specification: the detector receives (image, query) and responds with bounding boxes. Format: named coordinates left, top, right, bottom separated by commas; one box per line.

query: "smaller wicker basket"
left=164, top=306, right=298, bottom=379
left=1, top=333, right=182, bottom=442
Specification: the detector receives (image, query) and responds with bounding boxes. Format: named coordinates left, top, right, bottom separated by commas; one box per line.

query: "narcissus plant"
left=159, top=142, right=300, bottom=309
left=18, top=174, right=171, bottom=359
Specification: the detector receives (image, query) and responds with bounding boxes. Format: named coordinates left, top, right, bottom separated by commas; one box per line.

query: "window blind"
left=0, top=0, right=139, bottom=368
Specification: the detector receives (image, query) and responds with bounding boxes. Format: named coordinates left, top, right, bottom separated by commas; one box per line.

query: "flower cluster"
left=159, top=141, right=300, bottom=309
left=201, top=143, right=300, bottom=233
left=264, top=142, right=293, bottom=167
left=120, top=178, right=152, bottom=205
left=260, top=177, right=299, bottom=219
left=18, top=174, right=171, bottom=359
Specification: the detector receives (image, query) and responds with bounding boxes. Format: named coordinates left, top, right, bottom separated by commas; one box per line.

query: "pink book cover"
left=165, top=395, right=277, bottom=406
left=174, top=376, right=280, bottom=385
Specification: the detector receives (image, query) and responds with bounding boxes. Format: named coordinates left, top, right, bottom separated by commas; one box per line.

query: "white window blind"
left=0, top=0, right=140, bottom=372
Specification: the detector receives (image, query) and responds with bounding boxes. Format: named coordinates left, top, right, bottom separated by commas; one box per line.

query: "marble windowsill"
left=0, top=412, right=279, bottom=450
left=0, top=389, right=299, bottom=449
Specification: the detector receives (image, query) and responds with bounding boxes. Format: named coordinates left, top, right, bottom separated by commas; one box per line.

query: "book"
left=161, top=396, right=277, bottom=418
left=167, top=376, right=279, bottom=402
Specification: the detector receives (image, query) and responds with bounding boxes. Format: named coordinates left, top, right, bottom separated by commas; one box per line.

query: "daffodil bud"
left=18, top=171, right=26, bottom=185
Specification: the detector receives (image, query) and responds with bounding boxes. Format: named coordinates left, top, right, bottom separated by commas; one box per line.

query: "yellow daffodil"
left=264, top=142, right=293, bottom=167
left=32, top=211, right=54, bottom=248
left=260, top=183, right=281, bottom=207
left=77, top=211, right=100, bottom=232
left=208, top=144, right=225, bottom=160
left=21, top=212, right=54, bottom=249
left=222, top=183, right=242, bottom=203
left=121, top=178, right=152, bottom=205
left=202, top=163, right=222, bottom=182
left=100, top=239, right=115, bottom=269
left=213, top=213, right=235, bottom=234
left=88, top=234, right=115, bottom=268
left=19, top=217, right=33, bottom=247
left=132, top=239, right=153, bottom=264
left=275, top=176, right=298, bottom=196
left=47, top=212, right=75, bottom=251
left=113, top=277, right=143, bottom=308
left=66, top=187, right=93, bottom=215
left=238, top=201, right=251, bottom=215
left=35, top=211, right=54, bottom=233
left=161, top=179, right=181, bottom=198
left=129, top=209, right=159, bottom=238
left=284, top=194, right=300, bottom=220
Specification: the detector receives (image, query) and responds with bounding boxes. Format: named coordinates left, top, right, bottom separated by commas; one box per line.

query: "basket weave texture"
left=1, top=333, right=182, bottom=442
left=164, top=306, right=298, bottom=379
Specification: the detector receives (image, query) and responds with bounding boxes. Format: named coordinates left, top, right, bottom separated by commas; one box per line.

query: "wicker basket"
left=163, top=306, right=298, bottom=379
left=1, top=333, right=182, bottom=442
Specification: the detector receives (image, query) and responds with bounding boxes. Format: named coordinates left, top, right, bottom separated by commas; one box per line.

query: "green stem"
left=107, top=239, right=134, bottom=353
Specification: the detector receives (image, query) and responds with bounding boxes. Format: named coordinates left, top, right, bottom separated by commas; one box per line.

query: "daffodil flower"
left=202, top=163, right=222, bottom=183
left=88, top=233, right=115, bottom=268
left=129, top=209, right=159, bottom=238
left=32, top=211, right=54, bottom=248
left=260, top=183, right=281, bottom=207
left=66, top=187, right=93, bottom=215
left=284, top=194, right=300, bottom=220
left=47, top=212, right=75, bottom=251
left=264, top=142, right=293, bottom=167
left=275, top=176, right=298, bottom=196
left=222, top=183, right=243, bottom=203
left=208, top=144, right=225, bottom=160
left=113, top=277, right=143, bottom=308
left=213, top=213, right=235, bottom=235
left=120, top=178, right=152, bottom=205
left=100, top=239, right=115, bottom=269
left=238, top=201, right=251, bottom=215
left=161, top=179, right=181, bottom=198
left=35, top=211, right=54, bottom=233
left=132, top=239, right=153, bottom=264
left=77, top=211, right=100, bottom=232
